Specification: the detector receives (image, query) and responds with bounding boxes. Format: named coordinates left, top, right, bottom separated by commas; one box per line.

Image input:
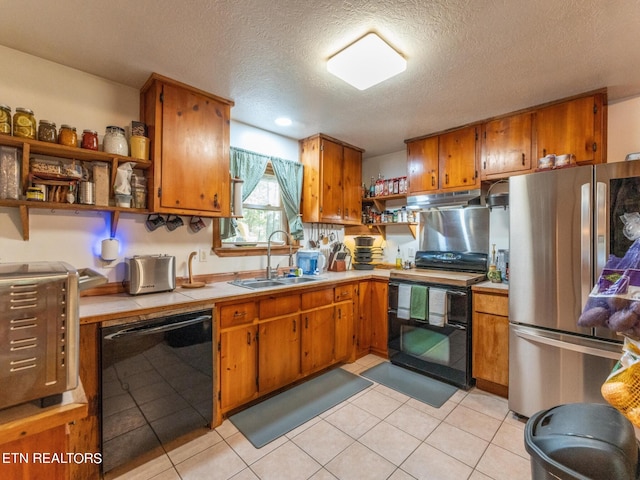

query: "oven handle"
left=104, top=315, right=212, bottom=340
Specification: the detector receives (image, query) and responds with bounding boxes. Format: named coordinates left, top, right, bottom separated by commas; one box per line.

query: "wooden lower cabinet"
left=301, top=305, right=336, bottom=374
left=217, top=282, right=360, bottom=423
left=357, top=279, right=388, bottom=358
left=472, top=289, right=509, bottom=398
left=0, top=425, right=69, bottom=479
left=220, top=325, right=258, bottom=410
left=259, top=314, right=300, bottom=392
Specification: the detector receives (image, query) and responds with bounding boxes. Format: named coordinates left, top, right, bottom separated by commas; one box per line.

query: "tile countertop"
left=80, top=269, right=391, bottom=325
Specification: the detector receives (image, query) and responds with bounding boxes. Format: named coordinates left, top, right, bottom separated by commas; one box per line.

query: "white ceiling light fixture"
left=275, top=117, right=292, bottom=126
left=327, top=32, right=407, bottom=91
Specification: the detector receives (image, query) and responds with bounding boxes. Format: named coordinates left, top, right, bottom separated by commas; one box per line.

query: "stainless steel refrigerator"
left=509, top=160, right=640, bottom=418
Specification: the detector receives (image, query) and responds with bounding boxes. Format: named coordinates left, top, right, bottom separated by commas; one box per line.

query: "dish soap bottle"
left=396, top=247, right=402, bottom=270
left=487, top=244, right=502, bottom=283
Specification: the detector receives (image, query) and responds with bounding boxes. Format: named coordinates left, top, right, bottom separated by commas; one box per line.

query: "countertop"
left=80, top=269, right=391, bottom=324
left=472, top=280, right=509, bottom=294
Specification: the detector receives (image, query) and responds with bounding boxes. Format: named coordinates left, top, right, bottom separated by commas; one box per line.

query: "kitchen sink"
left=229, top=276, right=321, bottom=290
left=276, top=276, right=319, bottom=284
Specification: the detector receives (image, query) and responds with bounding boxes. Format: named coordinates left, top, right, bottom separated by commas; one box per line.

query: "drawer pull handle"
left=234, top=311, right=247, bottom=317
left=247, top=332, right=251, bottom=345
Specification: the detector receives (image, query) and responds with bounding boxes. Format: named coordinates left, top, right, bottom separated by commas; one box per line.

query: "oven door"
left=388, top=280, right=474, bottom=390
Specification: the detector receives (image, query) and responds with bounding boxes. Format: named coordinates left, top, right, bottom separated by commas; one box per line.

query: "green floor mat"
left=361, top=362, right=457, bottom=408
left=229, top=368, right=372, bottom=448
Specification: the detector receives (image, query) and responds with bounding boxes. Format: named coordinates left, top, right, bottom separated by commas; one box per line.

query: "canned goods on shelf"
left=37, top=120, right=57, bottom=143
left=81, top=129, right=98, bottom=150
left=13, top=108, right=36, bottom=139
left=0, top=105, right=11, bottom=135
left=26, top=186, right=45, bottom=201
left=58, top=124, right=78, bottom=147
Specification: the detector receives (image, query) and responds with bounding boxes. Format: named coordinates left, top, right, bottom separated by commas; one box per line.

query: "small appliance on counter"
left=0, top=261, right=80, bottom=410
left=296, top=250, right=325, bottom=275
left=124, top=254, right=176, bottom=295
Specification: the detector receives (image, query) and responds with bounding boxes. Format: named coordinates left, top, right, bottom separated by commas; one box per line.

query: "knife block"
left=329, top=260, right=346, bottom=272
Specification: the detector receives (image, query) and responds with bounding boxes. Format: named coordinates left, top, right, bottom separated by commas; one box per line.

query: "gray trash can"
left=525, top=403, right=640, bottom=480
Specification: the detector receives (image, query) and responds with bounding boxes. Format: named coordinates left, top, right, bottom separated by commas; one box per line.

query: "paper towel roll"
left=233, top=179, right=244, bottom=217
left=101, top=238, right=119, bottom=261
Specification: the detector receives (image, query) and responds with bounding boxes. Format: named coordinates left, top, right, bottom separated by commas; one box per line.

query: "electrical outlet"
left=199, top=249, right=208, bottom=262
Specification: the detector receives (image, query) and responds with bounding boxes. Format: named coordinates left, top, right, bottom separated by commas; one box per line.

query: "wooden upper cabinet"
left=534, top=93, right=606, bottom=165
left=438, top=125, right=480, bottom=190
left=300, top=134, right=363, bottom=225
left=481, top=112, right=533, bottom=179
left=140, top=73, right=234, bottom=216
left=407, top=136, right=438, bottom=195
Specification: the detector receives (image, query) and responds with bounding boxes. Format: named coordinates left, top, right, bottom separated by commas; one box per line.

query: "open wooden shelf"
left=0, top=135, right=152, bottom=240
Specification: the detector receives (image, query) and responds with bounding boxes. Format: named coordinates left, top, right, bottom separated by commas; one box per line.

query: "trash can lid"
left=525, top=403, right=639, bottom=480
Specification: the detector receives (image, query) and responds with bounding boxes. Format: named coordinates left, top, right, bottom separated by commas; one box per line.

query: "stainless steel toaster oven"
left=0, top=261, right=79, bottom=410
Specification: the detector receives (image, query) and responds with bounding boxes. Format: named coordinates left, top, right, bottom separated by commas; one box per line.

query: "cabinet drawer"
left=334, top=284, right=353, bottom=302
left=259, top=294, right=301, bottom=319
left=473, top=293, right=508, bottom=317
left=301, top=288, right=334, bottom=310
left=220, top=301, right=257, bottom=328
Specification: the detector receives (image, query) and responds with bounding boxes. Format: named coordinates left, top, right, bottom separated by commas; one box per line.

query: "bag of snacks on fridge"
left=578, top=229, right=640, bottom=338
left=601, top=336, right=640, bottom=426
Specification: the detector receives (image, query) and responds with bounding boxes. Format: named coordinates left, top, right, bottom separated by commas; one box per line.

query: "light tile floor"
left=105, top=355, right=532, bottom=480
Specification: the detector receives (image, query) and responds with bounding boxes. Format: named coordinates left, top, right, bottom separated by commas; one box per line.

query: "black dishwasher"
left=101, top=309, right=213, bottom=473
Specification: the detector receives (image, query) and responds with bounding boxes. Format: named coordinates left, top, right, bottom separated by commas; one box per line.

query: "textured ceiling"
left=1, top=0, right=640, bottom=158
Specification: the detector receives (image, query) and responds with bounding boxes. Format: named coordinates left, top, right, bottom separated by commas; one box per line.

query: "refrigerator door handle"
left=513, top=327, right=621, bottom=361
left=595, top=181, right=608, bottom=276
left=581, top=183, right=592, bottom=307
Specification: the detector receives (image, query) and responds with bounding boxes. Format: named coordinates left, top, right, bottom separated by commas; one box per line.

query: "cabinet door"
left=439, top=126, right=479, bottom=190
left=472, top=313, right=509, bottom=387
left=220, top=326, right=257, bottom=410
left=342, top=146, right=363, bottom=224
left=334, top=301, right=354, bottom=363
left=407, top=137, right=439, bottom=195
left=482, top=112, right=533, bottom=179
left=301, top=305, right=335, bottom=374
left=369, top=280, right=389, bottom=355
left=259, top=315, right=300, bottom=392
left=320, top=138, right=344, bottom=223
left=160, top=83, right=230, bottom=214
left=535, top=95, right=604, bottom=165
left=357, top=281, right=372, bottom=356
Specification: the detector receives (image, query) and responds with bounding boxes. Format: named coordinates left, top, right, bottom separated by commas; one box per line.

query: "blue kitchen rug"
left=361, top=362, right=457, bottom=408
left=229, top=368, right=372, bottom=448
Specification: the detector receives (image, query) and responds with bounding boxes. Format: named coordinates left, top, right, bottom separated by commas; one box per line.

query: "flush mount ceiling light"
left=327, top=32, right=407, bottom=90
left=275, top=117, right=292, bottom=126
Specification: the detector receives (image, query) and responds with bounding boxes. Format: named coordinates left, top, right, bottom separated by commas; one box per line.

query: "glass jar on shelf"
left=0, top=105, right=11, bottom=135
left=81, top=129, right=99, bottom=150
left=38, top=120, right=57, bottom=143
left=58, top=124, right=78, bottom=147
left=13, top=108, right=36, bottom=139
left=103, top=126, right=128, bottom=156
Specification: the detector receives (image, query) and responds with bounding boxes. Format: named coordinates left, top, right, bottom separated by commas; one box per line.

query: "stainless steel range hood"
left=407, top=188, right=485, bottom=209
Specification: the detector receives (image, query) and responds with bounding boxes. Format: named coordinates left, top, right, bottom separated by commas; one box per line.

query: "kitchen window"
left=221, top=165, right=287, bottom=244
left=213, top=148, right=303, bottom=256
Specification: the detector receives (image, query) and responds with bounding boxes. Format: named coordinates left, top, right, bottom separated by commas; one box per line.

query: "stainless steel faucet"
left=266, top=230, right=294, bottom=279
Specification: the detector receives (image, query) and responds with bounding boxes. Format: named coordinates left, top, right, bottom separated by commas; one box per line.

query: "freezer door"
left=508, top=324, right=620, bottom=418
left=509, top=165, right=593, bottom=335
left=594, top=160, right=640, bottom=339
